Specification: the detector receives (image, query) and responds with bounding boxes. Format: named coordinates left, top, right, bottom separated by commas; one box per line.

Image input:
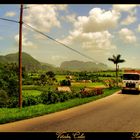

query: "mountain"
left=0, top=52, right=110, bottom=72
left=60, top=60, right=109, bottom=72
left=0, top=52, right=56, bottom=71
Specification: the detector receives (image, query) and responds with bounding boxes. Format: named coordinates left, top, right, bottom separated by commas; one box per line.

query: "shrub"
left=60, top=80, right=71, bottom=86
left=8, top=97, right=18, bottom=108
left=94, top=88, right=103, bottom=95
left=0, top=90, right=9, bottom=107
left=22, top=95, right=42, bottom=107
left=102, top=79, right=117, bottom=88
left=79, top=88, right=99, bottom=98
left=40, top=90, right=55, bottom=104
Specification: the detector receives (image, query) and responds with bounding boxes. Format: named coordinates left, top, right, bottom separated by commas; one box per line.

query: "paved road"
left=0, top=91, right=140, bottom=132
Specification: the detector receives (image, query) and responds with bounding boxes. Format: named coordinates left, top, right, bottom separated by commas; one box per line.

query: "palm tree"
left=108, top=54, right=125, bottom=85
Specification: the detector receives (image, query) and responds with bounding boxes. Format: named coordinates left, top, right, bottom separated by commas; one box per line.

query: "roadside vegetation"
left=0, top=62, right=122, bottom=124
left=0, top=88, right=120, bottom=124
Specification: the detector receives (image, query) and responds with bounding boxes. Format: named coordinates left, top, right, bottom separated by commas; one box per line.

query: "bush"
left=22, top=95, right=42, bottom=107
left=102, top=79, right=117, bottom=88
left=40, top=89, right=78, bottom=104
left=0, top=90, right=9, bottom=107
left=8, top=97, right=18, bottom=108
left=79, top=88, right=102, bottom=98
left=60, top=80, right=71, bottom=86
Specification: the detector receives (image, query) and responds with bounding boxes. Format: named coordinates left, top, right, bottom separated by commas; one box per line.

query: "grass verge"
left=0, top=88, right=120, bottom=124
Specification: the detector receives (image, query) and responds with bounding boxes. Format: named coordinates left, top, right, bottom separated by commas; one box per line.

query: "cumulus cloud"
left=59, top=30, right=116, bottom=51
left=137, top=24, right=140, bottom=32
left=121, top=15, right=136, bottom=25
left=58, top=7, right=118, bottom=52
left=51, top=55, right=67, bottom=61
left=64, top=14, right=77, bottom=23
left=5, top=11, right=16, bottom=17
left=113, top=5, right=137, bottom=12
left=73, top=8, right=120, bottom=33
left=24, top=4, right=67, bottom=32
left=118, top=28, right=136, bottom=44
left=82, top=31, right=116, bottom=51
left=14, top=34, right=37, bottom=48
left=0, top=36, right=3, bottom=40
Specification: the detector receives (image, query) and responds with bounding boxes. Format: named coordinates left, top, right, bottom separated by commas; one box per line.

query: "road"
left=0, top=91, right=140, bottom=132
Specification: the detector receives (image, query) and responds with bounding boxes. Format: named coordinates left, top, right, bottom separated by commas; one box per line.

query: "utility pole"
left=19, top=4, right=23, bottom=109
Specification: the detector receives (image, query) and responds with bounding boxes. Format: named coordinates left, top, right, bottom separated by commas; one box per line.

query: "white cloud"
left=14, top=34, right=37, bottom=49
left=82, top=31, right=116, bottom=51
left=121, top=15, right=136, bottom=25
left=137, top=24, right=140, bottom=32
left=73, top=8, right=120, bottom=32
left=118, top=28, right=136, bottom=44
left=5, top=11, right=16, bottom=17
left=58, top=7, right=118, bottom=52
left=113, top=5, right=137, bottom=12
left=59, top=30, right=116, bottom=51
left=0, top=36, right=3, bottom=40
left=51, top=55, right=67, bottom=61
left=24, top=4, right=67, bottom=32
left=64, top=14, right=77, bottom=23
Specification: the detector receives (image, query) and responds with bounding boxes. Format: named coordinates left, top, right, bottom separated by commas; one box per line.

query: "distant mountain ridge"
left=60, top=60, right=109, bottom=71
left=0, top=52, right=56, bottom=71
left=0, top=52, right=110, bottom=72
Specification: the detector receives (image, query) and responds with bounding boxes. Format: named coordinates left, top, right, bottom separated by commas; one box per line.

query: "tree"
left=0, top=63, right=19, bottom=97
left=40, top=74, right=47, bottom=86
left=46, top=71, right=55, bottom=78
left=108, top=54, right=125, bottom=85
left=38, top=71, right=57, bottom=86
left=46, top=71, right=57, bottom=85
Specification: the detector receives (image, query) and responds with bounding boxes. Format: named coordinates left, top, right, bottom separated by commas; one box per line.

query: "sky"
left=0, top=4, right=140, bottom=68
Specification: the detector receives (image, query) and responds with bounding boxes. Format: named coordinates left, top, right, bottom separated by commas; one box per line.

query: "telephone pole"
left=19, top=4, right=23, bottom=109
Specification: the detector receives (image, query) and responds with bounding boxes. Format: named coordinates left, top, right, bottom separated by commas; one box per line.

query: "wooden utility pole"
left=19, top=4, right=23, bottom=109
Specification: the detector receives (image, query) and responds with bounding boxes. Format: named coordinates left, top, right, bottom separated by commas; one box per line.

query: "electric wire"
left=23, top=22, right=99, bottom=62
left=0, top=17, right=100, bottom=63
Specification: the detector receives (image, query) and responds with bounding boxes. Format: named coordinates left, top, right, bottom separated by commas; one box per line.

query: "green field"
left=23, top=90, right=42, bottom=97
left=56, top=75, right=66, bottom=81
left=72, top=82, right=105, bottom=88
left=22, top=85, right=57, bottom=91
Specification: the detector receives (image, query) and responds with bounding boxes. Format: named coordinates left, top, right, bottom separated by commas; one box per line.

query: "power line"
left=23, top=22, right=99, bottom=62
left=0, top=17, right=19, bottom=24
left=0, top=17, right=100, bottom=63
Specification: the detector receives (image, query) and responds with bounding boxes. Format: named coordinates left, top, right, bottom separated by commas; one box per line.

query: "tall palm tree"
left=108, top=54, right=125, bottom=85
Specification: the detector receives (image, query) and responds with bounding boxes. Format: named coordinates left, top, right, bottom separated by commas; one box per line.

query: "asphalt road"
left=0, top=91, right=140, bottom=132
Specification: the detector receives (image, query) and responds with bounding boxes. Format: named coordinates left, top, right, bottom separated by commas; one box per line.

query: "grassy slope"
left=0, top=88, right=120, bottom=124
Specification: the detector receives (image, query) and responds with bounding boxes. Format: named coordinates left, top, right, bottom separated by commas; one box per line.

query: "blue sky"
left=0, top=4, right=140, bottom=68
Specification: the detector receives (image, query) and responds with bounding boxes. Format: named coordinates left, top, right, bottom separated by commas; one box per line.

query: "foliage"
left=102, top=79, right=118, bottom=88
left=0, top=63, right=19, bottom=97
left=108, top=54, right=125, bottom=86
left=80, top=88, right=103, bottom=98
left=0, top=90, right=9, bottom=108
left=0, top=88, right=120, bottom=124
left=8, top=97, right=18, bottom=108
left=34, top=71, right=57, bottom=86
left=22, top=95, right=42, bottom=107
left=60, top=79, right=71, bottom=86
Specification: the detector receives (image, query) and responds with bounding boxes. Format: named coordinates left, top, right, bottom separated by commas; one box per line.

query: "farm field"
left=23, top=90, right=42, bottom=97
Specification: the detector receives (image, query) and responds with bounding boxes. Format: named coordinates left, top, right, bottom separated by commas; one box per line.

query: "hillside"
left=60, top=60, right=109, bottom=71
left=0, top=52, right=110, bottom=72
left=0, top=52, right=56, bottom=71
